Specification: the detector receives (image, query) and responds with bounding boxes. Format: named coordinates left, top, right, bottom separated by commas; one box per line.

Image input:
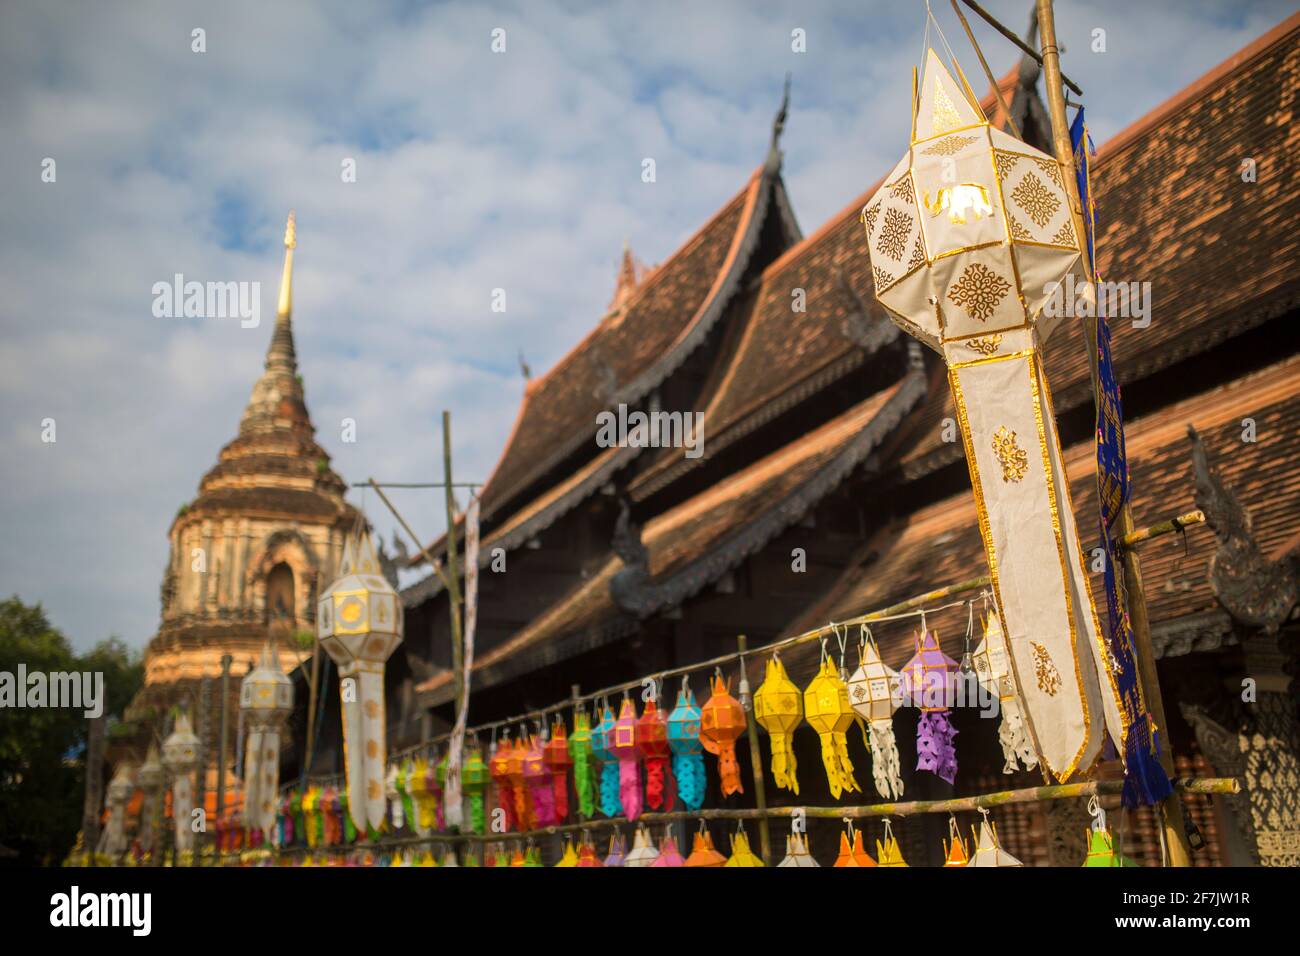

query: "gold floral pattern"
left=1030, top=642, right=1062, bottom=696
left=922, top=134, right=978, bottom=157
left=1011, top=170, right=1061, bottom=227
left=947, top=262, right=1011, bottom=322
left=1050, top=218, right=1076, bottom=247
left=906, top=236, right=926, bottom=272
left=933, top=82, right=962, bottom=133
left=862, top=202, right=880, bottom=237
left=993, top=149, right=1020, bottom=181
left=1032, top=155, right=1063, bottom=188
left=991, top=425, right=1029, bottom=482
left=1009, top=216, right=1032, bottom=241
left=872, top=265, right=894, bottom=290
left=876, top=207, right=912, bottom=260
left=968, top=335, right=1002, bottom=356
left=888, top=174, right=915, bottom=203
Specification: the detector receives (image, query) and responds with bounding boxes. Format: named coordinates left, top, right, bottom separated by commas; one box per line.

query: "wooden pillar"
left=737, top=634, right=772, bottom=864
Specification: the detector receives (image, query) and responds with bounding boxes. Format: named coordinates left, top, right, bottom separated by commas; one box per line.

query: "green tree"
left=0, top=597, right=143, bottom=866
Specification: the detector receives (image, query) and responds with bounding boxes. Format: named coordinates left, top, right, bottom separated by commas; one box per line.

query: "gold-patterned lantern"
left=972, top=608, right=1037, bottom=774
left=859, top=47, right=1125, bottom=781
left=753, top=654, right=802, bottom=795
left=162, top=710, right=201, bottom=856
left=317, top=528, right=404, bottom=834
left=239, top=641, right=294, bottom=840
left=803, top=656, right=860, bottom=798
left=847, top=631, right=904, bottom=800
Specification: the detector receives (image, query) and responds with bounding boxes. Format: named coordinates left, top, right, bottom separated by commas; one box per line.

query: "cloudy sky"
left=0, top=0, right=1290, bottom=651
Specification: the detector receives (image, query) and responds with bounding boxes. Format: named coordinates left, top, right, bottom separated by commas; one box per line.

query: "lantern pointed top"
left=337, top=533, right=357, bottom=576
left=913, top=48, right=986, bottom=143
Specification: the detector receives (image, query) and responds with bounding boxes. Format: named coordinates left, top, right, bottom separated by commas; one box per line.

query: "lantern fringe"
left=599, top=761, right=622, bottom=818
left=997, top=697, right=1038, bottom=774
left=770, top=735, right=799, bottom=795
left=867, top=719, right=904, bottom=800
left=528, top=779, right=556, bottom=827
left=673, top=754, right=706, bottom=811
left=496, top=782, right=517, bottom=832
left=619, top=757, right=644, bottom=821
left=572, top=750, right=596, bottom=818
left=916, top=711, right=958, bottom=785
left=645, top=757, right=675, bottom=812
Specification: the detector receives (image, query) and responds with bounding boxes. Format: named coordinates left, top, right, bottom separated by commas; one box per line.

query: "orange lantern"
left=700, top=672, right=746, bottom=797
left=833, top=822, right=877, bottom=867
left=684, top=825, right=727, bottom=867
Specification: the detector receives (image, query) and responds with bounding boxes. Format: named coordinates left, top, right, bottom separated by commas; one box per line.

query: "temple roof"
left=893, top=15, right=1300, bottom=481
left=783, top=352, right=1300, bottom=672
left=416, top=367, right=925, bottom=701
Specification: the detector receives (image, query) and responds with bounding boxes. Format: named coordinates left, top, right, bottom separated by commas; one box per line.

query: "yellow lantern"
left=753, top=654, right=802, bottom=795
left=803, top=656, right=861, bottom=798
left=724, top=824, right=765, bottom=867
left=875, top=818, right=908, bottom=867
left=317, top=528, right=403, bottom=833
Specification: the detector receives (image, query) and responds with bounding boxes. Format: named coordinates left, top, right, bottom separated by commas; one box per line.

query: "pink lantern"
left=652, top=833, right=686, bottom=867
left=611, top=697, right=643, bottom=821
left=522, top=734, right=557, bottom=827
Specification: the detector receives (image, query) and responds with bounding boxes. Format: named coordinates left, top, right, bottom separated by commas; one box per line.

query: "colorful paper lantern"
left=576, top=836, right=603, bottom=867
left=602, top=831, right=628, bottom=867
left=1083, top=827, right=1137, bottom=867
left=462, top=744, right=489, bottom=834
left=967, top=810, right=1022, bottom=867
left=523, top=734, right=557, bottom=827
left=754, top=654, right=802, bottom=795
left=544, top=717, right=573, bottom=822
left=161, top=709, right=200, bottom=856
left=385, top=763, right=404, bottom=831
left=778, top=832, right=820, bottom=867
left=943, top=815, right=970, bottom=866
left=408, top=757, right=433, bottom=835
left=724, top=825, right=765, bottom=867
left=637, top=694, right=675, bottom=812
left=848, top=631, right=905, bottom=800
left=317, top=528, right=404, bottom=834
left=858, top=46, right=1128, bottom=783
left=653, top=833, right=686, bottom=867
left=591, top=703, right=623, bottom=818
left=700, top=673, right=746, bottom=797
left=624, top=825, right=660, bottom=867
left=239, top=641, right=294, bottom=840
left=876, top=818, right=908, bottom=866
left=489, top=736, right=518, bottom=832
left=803, top=656, right=861, bottom=798
left=569, top=709, right=597, bottom=818
left=972, top=608, right=1038, bottom=773
left=506, top=735, right=534, bottom=830
left=666, top=680, right=706, bottom=811
left=611, top=697, right=644, bottom=821
left=833, top=824, right=877, bottom=867
left=684, top=827, right=727, bottom=867
left=902, top=630, right=960, bottom=784
left=555, top=839, right=579, bottom=867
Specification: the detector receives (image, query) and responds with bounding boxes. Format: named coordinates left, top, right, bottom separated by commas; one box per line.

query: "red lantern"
left=636, top=694, right=675, bottom=812
left=543, top=716, right=573, bottom=822
left=489, top=736, right=518, bottom=832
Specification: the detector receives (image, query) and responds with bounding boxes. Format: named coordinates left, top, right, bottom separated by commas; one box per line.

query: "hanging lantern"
left=803, top=656, right=861, bottom=798
left=858, top=45, right=1127, bottom=783
left=684, top=826, right=727, bottom=867
left=161, top=709, right=200, bottom=859
left=972, top=608, right=1038, bottom=773
left=576, top=835, right=603, bottom=867
left=602, top=831, right=628, bottom=867
left=591, top=703, right=623, bottom=818
left=875, top=818, right=908, bottom=867
left=778, top=831, right=820, bottom=867
left=523, top=734, right=556, bottom=827
left=462, top=744, right=489, bottom=834
left=666, top=679, right=706, bottom=811
left=506, top=734, right=534, bottom=830
left=848, top=630, right=905, bottom=800
left=489, top=736, right=518, bottom=832
left=967, top=810, right=1022, bottom=867
left=653, top=833, right=686, bottom=867
left=700, top=673, right=746, bottom=797
left=833, top=823, right=877, bottom=867
left=724, top=824, right=765, bottom=867
left=569, top=709, right=597, bottom=819
left=555, top=839, right=579, bottom=867
left=239, top=644, right=294, bottom=844
left=399, top=760, right=418, bottom=831
left=386, top=763, right=404, bottom=832
left=943, top=815, right=970, bottom=866
left=637, top=692, right=676, bottom=812
left=1082, top=797, right=1137, bottom=867
left=624, top=824, right=660, bottom=867
left=317, top=528, right=404, bottom=835
left=902, top=630, right=960, bottom=784
left=611, top=696, right=644, bottom=821
left=754, top=654, right=802, bottom=795
left=544, top=716, right=573, bottom=822
left=137, top=743, right=165, bottom=858
left=409, top=756, right=434, bottom=835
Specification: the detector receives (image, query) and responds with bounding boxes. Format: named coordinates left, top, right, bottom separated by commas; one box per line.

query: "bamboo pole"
left=737, top=634, right=772, bottom=864
left=442, top=411, right=466, bottom=720
left=951, top=0, right=1021, bottom=140
left=960, top=0, right=1083, bottom=95
left=1035, top=0, right=1192, bottom=868
left=1121, top=510, right=1204, bottom=550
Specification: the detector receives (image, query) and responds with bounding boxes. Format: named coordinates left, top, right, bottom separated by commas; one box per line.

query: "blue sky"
left=0, top=0, right=1292, bottom=651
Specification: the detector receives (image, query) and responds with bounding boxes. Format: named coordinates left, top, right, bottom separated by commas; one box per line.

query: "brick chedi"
left=128, top=213, right=358, bottom=764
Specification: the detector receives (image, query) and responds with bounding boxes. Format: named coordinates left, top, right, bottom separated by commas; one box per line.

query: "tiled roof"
left=895, top=16, right=1300, bottom=478
left=416, top=372, right=924, bottom=698
left=783, top=353, right=1300, bottom=671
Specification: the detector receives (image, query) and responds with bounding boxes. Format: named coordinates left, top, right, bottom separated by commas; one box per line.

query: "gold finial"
left=277, top=211, right=295, bottom=317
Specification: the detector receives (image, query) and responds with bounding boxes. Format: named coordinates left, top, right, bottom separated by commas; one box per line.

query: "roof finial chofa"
left=608, top=240, right=641, bottom=312
left=765, top=72, right=791, bottom=174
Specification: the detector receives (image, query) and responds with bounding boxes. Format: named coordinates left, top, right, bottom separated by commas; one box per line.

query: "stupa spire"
left=265, top=211, right=298, bottom=374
